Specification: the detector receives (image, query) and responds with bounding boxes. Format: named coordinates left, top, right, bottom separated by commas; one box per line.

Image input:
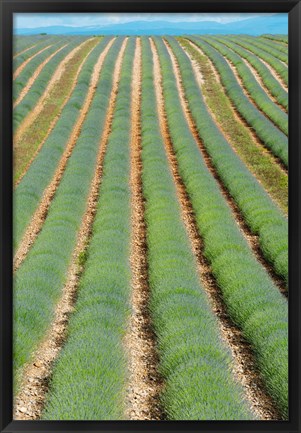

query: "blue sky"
left=14, top=12, right=280, bottom=29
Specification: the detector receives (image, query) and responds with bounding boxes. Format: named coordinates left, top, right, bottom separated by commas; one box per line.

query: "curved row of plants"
left=257, top=37, right=288, bottom=55
left=187, top=37, right=288, bottom=166
left=209, top=35, right=288, bottom=110
left=262, top=34, right=288, bottom=44
left=13, top=36, right=36, bottom=55
left=13, top=37, right=111, bottom=251
left=13, top=35, right=54, bottom=56
left=42, top=37, right=135, bottom=420
left=199, top=36, right=288, bottom=133
left=14, top=36, right=125, bottom=391
left=154, top=36, right=288, bottom=418
left=178, top=38, right=288, bottom=214
left=226, top=36, right=288, bottom=86
left=169, top=36, right=288, bottom=284
left=14, top=37, right=86, bottom=130
left=241, top=35, right=288, bottom=63
left=13, top=37, right=74, bottom=102
left=13, top=36, right=61, bottom=73
left=14, top=37, right=100, bottom=184
left=140, top=37, right=252, bottom=420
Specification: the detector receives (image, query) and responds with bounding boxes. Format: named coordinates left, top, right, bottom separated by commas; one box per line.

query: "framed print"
left=0, top=0, right=300, bottom=432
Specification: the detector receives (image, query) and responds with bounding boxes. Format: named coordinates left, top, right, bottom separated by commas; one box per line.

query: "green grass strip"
left=42, top=37, right=135, bottom=420
left=199, top=36, right=288, bottom=134
left=188, top=37, right=288, bottom=166
left=141, top=37, right=252, bottom=420
left=209, top=36, right=288, bottom=110
left=13, top=37, right=124, bottom=390
left=179, top=38, right=287, bottom=214
left=226, top=36, right=288, bottom=85
left=13, top=37, right=87, bottom=130
left=13, top=37, right=112, bottom=251
left=168, top=36, right=288, bottom=284
left=154, top=36, right=288, bottom=418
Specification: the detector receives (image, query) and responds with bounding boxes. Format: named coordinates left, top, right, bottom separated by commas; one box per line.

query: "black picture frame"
left=1, top=0, right=300, bottom=432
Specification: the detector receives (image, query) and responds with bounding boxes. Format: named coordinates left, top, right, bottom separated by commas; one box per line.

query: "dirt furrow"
left=14, top=38, right=95, bottom=145
left=13, top=45, right=53, bottom=80
left=150, top=37, right=282, bottom=421
left=165, top=39, right=287, bottom=298
left=13, top=44, right=68, bottom=109
left=13, top=37, right=128, bottom=421
left=124, top=38, right=164, bottom=421
left=186, top=40, right=288, bottom=175
left=13, top=38, right=116, bottom=273
left=15, top=40, right=98, bottom=187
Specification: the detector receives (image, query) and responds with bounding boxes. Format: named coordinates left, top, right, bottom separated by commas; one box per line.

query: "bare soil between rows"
left=13, top=36, right=287, bottom=421
left=165, top=39, right=287, bottom=298
left=124, top=37, right=165, bottom=421
left=15, top=39, right=99, bottom=187
left=180, top=39, right=288, bottom=216
left=186, top=40, right=288, bottom=176
left=14, top=37, right=127, bottom=420
left=151, top=37, right=282, bottom=420
left=13, top=44, right=53, bottom=80
left=14, top=38, right=96, bottom=150
left=13, top=44, right=67, bottom=110
left=13, top=38, right=116, bottom=273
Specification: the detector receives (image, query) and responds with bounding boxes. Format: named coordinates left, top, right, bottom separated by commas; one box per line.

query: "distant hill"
left=15, top=14, right=288, bottom=36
